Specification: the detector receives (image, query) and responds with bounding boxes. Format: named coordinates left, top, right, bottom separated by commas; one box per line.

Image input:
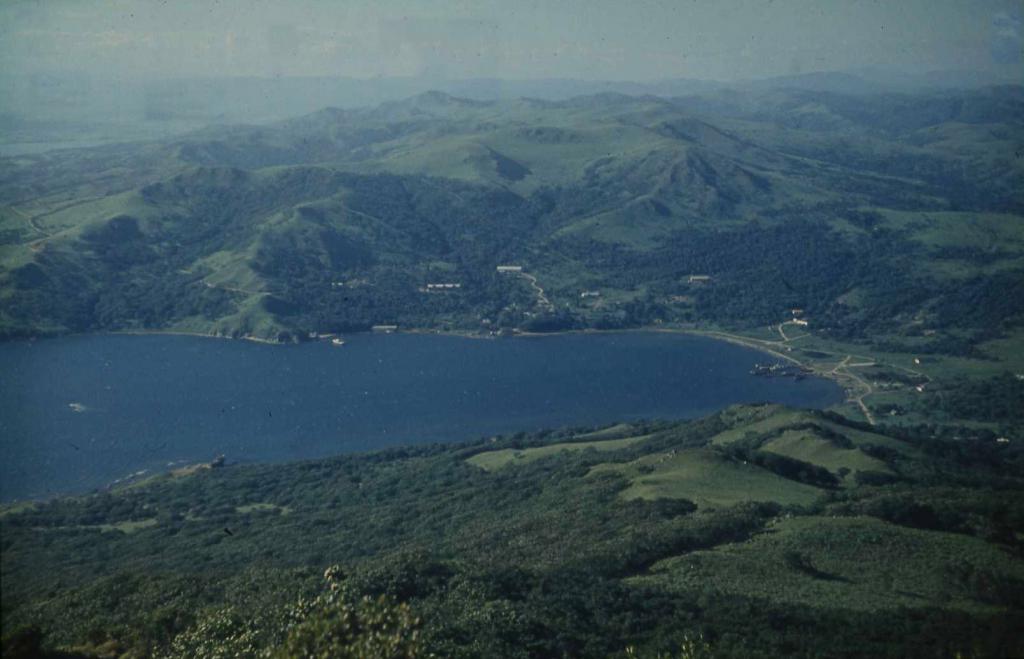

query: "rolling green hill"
left=2, top=404, right=1022, bottom=657
left=2, top=87, right=1022, bottom=346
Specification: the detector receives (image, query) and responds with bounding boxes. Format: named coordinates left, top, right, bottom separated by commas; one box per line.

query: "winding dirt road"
left=519, top=272, right=553, bottom=310
left=698, top=324, right=921, bottom=427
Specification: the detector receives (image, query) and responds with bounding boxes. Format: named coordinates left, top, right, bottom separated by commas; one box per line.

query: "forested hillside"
left=3, top=404, right=1022, bottom=657
left=2, top=87, right=1022, bottom=347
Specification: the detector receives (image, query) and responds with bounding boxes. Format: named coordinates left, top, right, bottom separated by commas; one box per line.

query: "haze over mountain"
left=3, top=69, right=1021, bottom=153
left=2, top=0, right=1019, bottom=149
left=4, top=1, right=1019, bottom=81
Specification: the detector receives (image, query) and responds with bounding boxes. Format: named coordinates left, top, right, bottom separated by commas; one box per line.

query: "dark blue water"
left=0, top=332, right=843, bottom=500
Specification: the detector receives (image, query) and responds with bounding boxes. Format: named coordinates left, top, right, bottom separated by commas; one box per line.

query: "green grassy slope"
left=589, top=448, right=823, bottom=509
left=467, top=433, right=651, bottom=471
left=761, top=429, right=892, bottom=479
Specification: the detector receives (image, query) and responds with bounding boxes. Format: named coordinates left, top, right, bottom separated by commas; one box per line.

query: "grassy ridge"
left=467, top=433, right=651, bottom=471
left=760, top=430, right=892, bottom=479
left=589, top=448, right=823, bottom=508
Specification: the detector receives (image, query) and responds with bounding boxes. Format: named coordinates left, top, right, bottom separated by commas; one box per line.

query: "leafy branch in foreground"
left=165, top=566, right=423, bottom=659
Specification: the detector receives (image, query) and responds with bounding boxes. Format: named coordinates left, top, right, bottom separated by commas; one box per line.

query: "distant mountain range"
left=2, top=69, right=1018, bottom=138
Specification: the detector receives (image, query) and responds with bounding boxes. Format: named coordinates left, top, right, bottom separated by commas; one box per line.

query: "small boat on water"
left=331, top=337, right=346, bottom=346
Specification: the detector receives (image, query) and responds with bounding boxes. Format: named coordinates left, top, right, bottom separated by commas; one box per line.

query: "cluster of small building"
left=750, top=362, right=812, bottom=379
left=423, top=282, right=462, bottom=291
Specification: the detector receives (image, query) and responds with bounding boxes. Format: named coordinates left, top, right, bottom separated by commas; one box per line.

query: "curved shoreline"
left=11, top=323, right=861, bottom=410
left=107, top=328, right=285, bottom=345
left=2, top=324, right=849, bottom=503
left=22, top=323, right=856, bottom=397
left=474, top=325, right=870, bottom=418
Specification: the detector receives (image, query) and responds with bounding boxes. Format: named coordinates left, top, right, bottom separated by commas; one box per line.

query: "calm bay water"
left=0, top=332, right=843, bottom=501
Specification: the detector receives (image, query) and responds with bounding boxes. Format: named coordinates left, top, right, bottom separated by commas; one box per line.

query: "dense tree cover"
left=552, top=218, right=1024, bottom=350
left=2, top=407, right=1022, bottom=657
left=918, top=373, right=1024, bottom=424
left=826, top=486, right=1024, bottom=547
left=1, top=170, right=541, bottom=338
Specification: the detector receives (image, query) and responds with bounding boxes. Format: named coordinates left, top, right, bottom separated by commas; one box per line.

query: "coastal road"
left=700, top=329, right=885, bottom=426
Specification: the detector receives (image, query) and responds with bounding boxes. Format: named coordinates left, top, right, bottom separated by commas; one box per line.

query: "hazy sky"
left=1, top=0, right=1020, bottom=81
